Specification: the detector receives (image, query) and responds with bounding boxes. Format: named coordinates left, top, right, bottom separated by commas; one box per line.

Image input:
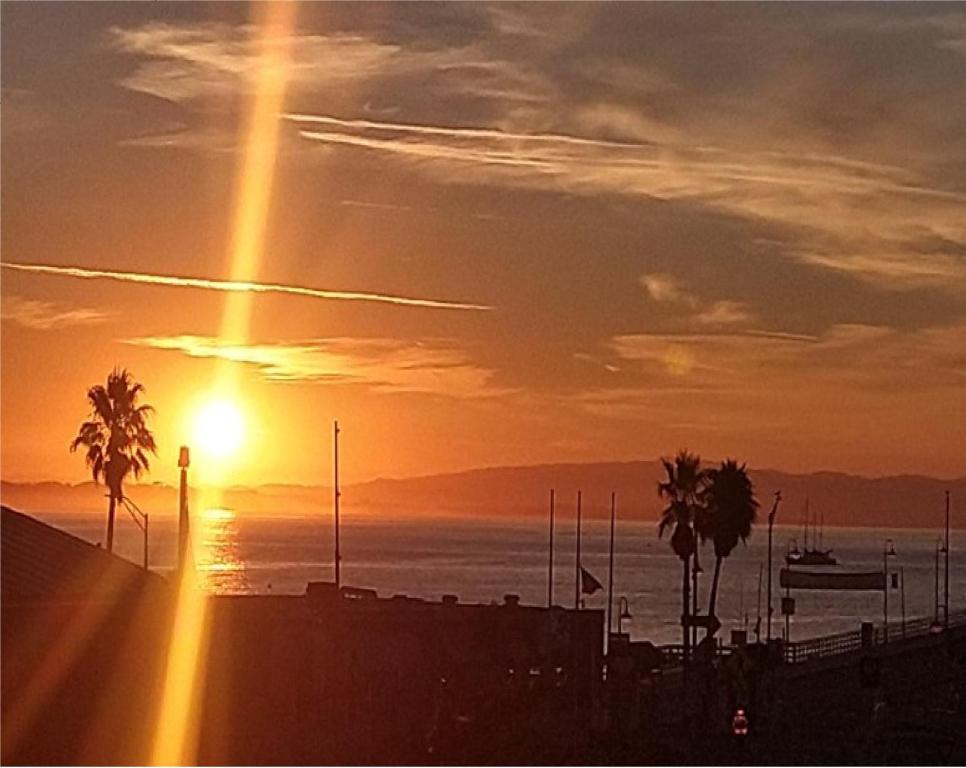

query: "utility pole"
left=767, top=491, right=781, bottom=642
left=944, top=490, right=950, bottom=628
left=334, top=421, right=341, bottom=590
left=548, top=489, right=555, bottom=608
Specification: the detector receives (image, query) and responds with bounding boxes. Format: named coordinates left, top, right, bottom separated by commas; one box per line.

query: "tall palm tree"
left=658, top=450, right=710, bottom=662
left=71, top=368, right=157, bottom=552
left=704, top=459, right=758, bottom=639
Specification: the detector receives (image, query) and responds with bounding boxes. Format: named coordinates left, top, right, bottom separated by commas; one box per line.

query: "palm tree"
left=704, top=459, right=758, bottom=639
left=71, top=368, right=157, bottom=552
left=657, top=450, right=710, bottom=662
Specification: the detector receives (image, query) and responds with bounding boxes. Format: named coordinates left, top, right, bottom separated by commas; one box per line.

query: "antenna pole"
left=574, top=491, right=582, bottom=611
left=607, top=492, right=616, bottom=638
left=334, top=421, right=341, bottom=590
left=548, top=489, right=555, bottom=608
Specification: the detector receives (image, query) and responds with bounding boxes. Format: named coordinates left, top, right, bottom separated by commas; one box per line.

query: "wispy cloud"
left=292, top=111, right=966, bottom=293
left=639, top=273, right=695, bottom=305
left=0, top=296, right=110, bottom=330
left=124, top=334, right=500, bottom=397
left=1, top=262, right=491, bottom=312
left=693, top=300, right=753, bottom=326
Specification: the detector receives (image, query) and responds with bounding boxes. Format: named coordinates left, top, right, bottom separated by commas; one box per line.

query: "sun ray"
left=149, top=4, right=297, bottom=765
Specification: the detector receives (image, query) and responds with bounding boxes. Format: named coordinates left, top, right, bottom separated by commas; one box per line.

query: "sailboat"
left=786, top=498, right=837, bottom=566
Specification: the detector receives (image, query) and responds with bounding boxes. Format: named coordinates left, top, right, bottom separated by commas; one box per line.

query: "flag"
left=580, top=566, right=603, bottom=595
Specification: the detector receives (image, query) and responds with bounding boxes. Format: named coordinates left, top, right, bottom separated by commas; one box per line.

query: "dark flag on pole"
left=580, top=566, right=603, bottom=595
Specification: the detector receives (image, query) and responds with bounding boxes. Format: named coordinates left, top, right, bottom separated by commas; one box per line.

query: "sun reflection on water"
left=197, top=507, right=249, bottom=593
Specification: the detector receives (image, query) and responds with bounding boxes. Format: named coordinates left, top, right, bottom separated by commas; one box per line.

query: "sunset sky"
left=2, top=3, right=965, bottom=487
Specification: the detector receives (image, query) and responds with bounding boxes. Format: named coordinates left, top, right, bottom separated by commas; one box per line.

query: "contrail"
left=1, top=262, right=492, bottom=311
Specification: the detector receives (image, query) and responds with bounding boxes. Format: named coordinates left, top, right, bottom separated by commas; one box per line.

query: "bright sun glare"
left=192, top=399, right=245, bottom=460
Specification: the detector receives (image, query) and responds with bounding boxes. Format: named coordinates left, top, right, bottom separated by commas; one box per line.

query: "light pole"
left=766, top=491, right=781, bottom=643
left=883, top=538, right=896, bottom=644
left=177, top=445, right=191, bottom=574
left=617, top=596, right=632, bottom=636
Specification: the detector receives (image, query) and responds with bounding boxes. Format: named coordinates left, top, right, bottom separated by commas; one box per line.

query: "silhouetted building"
left=1, top=507, right=603, bottom=765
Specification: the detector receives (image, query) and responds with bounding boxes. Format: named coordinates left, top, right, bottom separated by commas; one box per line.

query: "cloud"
left=291, top=111, right=966, bottom=294
left=1, top=262, right=491, bottom=312
left=693, top=300, right=753, bottom=326
left=639, top=275, right=751, bottom=327
left=639, top=273, right=694, bottom=305
left=0, top=296, right=110, bottom=330
left=609, top=321, right=966, bottom=393
left=123, top=334, right=499, bottom=397
left=109, top=23, right=403, bottom=103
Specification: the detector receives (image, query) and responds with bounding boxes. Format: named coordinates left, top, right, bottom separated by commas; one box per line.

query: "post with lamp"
left=617, top=596, right=632, bottom=636
left=882, top=538, right=896, bottom=644
left=766, top=492, right=781, bottom=643
left=177, top=445, right=191, bottom=574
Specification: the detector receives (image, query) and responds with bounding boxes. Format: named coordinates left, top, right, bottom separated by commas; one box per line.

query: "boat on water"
left=785, top=497, right=837, bottom=566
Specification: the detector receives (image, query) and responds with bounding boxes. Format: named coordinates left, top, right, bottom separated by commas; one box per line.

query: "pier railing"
left=784, top=609, right=966, bottom=664
left=654, top=611, right=966, bottom=668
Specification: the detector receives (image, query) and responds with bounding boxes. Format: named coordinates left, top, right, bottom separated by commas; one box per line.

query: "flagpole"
left=548, top=489, right=555, bottom=608
left=574, top=490, right=582, bottom=610
left=607, top=491, right=616, bottom=638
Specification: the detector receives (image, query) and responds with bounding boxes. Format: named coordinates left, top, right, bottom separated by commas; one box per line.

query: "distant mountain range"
left=2, top=460, right=961, bottom=529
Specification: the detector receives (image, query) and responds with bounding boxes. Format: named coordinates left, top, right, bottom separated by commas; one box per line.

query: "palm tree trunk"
left=706, top=555, right=724, bottom=640
left=106, top=493, right=117, bottom=553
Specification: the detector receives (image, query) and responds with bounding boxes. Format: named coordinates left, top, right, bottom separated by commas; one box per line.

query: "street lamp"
left=766, top=491, right=781, bottom=643
left=617, top=597, right=632, bottom=636
left=883, top=538, right=897, bottom=644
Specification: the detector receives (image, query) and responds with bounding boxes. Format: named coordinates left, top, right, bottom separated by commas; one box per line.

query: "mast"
left=334, top=420, right=341, bottom=589
left=548, top=489, right=555, bottom=608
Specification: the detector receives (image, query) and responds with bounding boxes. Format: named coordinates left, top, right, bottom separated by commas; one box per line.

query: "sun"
left=192, top=399, right=245, bottom=461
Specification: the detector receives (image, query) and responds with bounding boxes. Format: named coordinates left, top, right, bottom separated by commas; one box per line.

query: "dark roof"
left=1, top=505, right=167, bottom=602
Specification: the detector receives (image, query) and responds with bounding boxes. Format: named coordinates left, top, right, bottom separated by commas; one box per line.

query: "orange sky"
left=2, top=3, right=965, bottom=487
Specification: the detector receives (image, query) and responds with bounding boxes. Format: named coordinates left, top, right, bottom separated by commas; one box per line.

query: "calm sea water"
left=35, top=508, right=964, bottom=646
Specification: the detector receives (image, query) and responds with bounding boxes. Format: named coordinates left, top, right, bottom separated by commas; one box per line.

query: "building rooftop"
left=0, top=505, right=166, bottom=603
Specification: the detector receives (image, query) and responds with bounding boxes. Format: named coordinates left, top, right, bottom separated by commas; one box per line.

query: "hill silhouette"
left=2, top=460, right=961, bottom=529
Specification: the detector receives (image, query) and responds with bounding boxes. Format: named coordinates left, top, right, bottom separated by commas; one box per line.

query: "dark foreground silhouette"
left=2, top=506, right=964, bottom=765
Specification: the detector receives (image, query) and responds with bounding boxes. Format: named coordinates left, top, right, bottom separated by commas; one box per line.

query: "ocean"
left=34, top=507, right=963, bottom=646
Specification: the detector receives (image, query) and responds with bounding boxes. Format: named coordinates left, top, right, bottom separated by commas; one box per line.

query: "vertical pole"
left=883, top=544, right=889, bottom=644
left=944, top=490, right=950, bottom=628
left=334, top=421, right=341, bottom=590
left=548, top=489, right=555, bottom=608
left=755, top=562, right=763, bottom=643
left=767, top=492, right=779, bottom=643
left=144, top=512, right=149, bottom=570
left=935, top=539, right=941, bottom=624
left=177, top=446, right=190, bottom=574
left=784, top=559, right=790, bottom=645
left=607, top=492, right=616, bottom=639
left=574, top=491, right=582, bottom=611
left=692, top=550, right=700, bottom=649
left=900, top=567, right=906, bottom=639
